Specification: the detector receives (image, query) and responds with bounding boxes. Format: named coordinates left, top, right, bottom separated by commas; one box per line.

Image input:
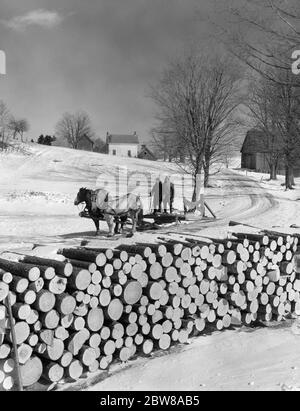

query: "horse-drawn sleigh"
left=74, top=187, right=216, bottom=238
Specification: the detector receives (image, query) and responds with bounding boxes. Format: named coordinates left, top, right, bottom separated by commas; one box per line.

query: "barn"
left=241, top=129, right=300, bottom=177
left=241, top=129, right=272, bottom=172
left=77, top=134, right=94, bottom=152
left=138, top=144, right=157, bottom=161
left=106, top=132, right=139, bottom=158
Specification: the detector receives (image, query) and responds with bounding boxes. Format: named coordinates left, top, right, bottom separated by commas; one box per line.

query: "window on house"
left=113, top=150, right=116, bottom=155
left=128, top=150, right=131, bottom=157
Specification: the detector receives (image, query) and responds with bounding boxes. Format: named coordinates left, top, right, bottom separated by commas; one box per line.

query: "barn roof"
left=241, top=129, right=282, bottom=154
left=81, top=134, right=94, bottom=144
left=107, top=134, right=139, bottom=145
left=138, top=144, right=157, bottom=160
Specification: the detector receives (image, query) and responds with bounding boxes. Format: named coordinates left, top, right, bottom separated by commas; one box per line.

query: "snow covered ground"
left=1, top=143, right=296, bottom=243
left=1, top=143, right=300, bottom=391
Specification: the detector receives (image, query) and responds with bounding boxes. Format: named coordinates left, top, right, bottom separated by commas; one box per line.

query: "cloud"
left=3, top=9, right=64, bottom=31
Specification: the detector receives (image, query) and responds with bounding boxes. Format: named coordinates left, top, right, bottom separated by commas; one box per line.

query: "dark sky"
left=0, top=0, right=220, bottom=142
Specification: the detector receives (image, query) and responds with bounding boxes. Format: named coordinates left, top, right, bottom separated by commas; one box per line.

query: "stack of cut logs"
left=0, top=229, right=300, bottom=390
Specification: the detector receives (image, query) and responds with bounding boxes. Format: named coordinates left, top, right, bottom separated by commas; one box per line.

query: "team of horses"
left=74, top=187, right=143, bottom=237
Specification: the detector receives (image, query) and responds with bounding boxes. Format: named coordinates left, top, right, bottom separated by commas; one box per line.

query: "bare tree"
left=151, top=128, right=184, bottom=162
left=269, top=68, right=300, bottom=188
left=245, top=75, right=283, bottom=180
left=150, top=53, right=241, bottom=196
left=201, top=59, right=242, bottom=186
left=0, top=100, right=12, bottom=149
left=211, top=0, right=300, bottom=86
left=9, top=118, right=30, bottom=142
left=208, top=1, right=300, bottom=188
left=245, top=67, right=300, bottom=188
left=55, top=111, right=94, bottom=149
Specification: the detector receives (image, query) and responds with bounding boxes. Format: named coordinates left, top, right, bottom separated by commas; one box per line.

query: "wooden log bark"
left=0, top=259, right=40, bottom=281
left=21, top=255, right=73, bottom=277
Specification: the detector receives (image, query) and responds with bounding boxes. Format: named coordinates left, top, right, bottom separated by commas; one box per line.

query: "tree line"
left=0, top=100, right=29, bottom=149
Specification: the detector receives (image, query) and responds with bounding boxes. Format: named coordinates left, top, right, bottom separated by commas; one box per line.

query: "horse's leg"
left=104, top=214, right=115, bottom=237
left=138, top=208, right=144, bottom=226
left=131, top=211, right=138, bottom=234
left=120, top=215, right=127, bottom=233
left=92, top=218, right=100, bottom=235
left=114, top=217, right=120, bottom=234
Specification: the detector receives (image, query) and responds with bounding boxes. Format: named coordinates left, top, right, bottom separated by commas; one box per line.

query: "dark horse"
left=74, top=187, right=143, bottom=237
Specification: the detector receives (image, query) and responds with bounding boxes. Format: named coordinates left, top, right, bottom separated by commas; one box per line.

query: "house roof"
left=241, top=129, right=282, bottom=154
left=138, top=144, right=157, bottom=160
left=107, top=134, right=139, bottom=145
left=81, top=134, right=94, bottom=145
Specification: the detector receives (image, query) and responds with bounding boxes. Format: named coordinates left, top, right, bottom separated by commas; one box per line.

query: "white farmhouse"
left=106, top=132, right=139, bottom=158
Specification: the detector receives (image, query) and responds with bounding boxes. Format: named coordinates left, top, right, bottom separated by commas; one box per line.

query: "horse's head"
left=74, top=187, right=89, bottom=206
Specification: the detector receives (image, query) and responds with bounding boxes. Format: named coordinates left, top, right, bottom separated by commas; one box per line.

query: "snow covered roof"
left=241, top=129, right=282, bottom=154
left=107, top=134, right=139, bottom=145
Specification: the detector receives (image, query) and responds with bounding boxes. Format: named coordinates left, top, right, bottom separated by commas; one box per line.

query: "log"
left=20, top=356, right=43, bottom=387
left=78, top=345, right=97, bottom=367
left=40, top=310, right=60, bottom=330
left=89, top=333, right=101, bottom=349
left=100, top=326, right=111, bottom=341
left=59, top=248, right=99, bottom=264
left=55, top=294, right=76, bottom=316
left=28, top=278, right=44, bottom=293
left=126, top=323, right=138, bottom=337
left=43, top=362, right=64, bottom=383
left=0, top=344, right=10, bottom=359
left=106, top=299, right=124, bottom=322
left=101, top=340, right=116, bottom=356
left=68, top=269, right=91, bottom=291
left=7, top=321, right=30, bottom=345
left=45, top=276, right=67, bottom=295
left=10, top=276, right=29, bottom=294
left=0, top=259, right=40, bottom=282
left=158, top=334, right=171, bottom=350
left=12, top=303, right=31, bottom=321
left=0, top=271, right=12, bottom=285
left=18, top=290, right=36, bottom=305
left=33, top=290, right=56, bottom=313
left=55, top=327, right=70, bottom=342
left=111, top=323, right=124, bottom=341
left=149, top=263, right=163, bottom=280
left=123, top=281, right=142, bottom=305
left=99, top=289, right=111, bottom=307
left=70, top=317, right=85, bottom=332
left=17, top=344, right=33, bottom=365
left=21, top=255, right=73, bottom=277
left=61, top=314, right=74, bottom=329
left=68, top=259, right=97, bottom=273
left=59, top=351, right=73, bottom=368
left=91, top=271, right=102, bottom=285
left=37, top=338, right=64, bottom=361
left=146, top=282, right=163, bottom=301
left=39, top=330, right=54, bottom=346
left=65, top=360, right=83, bottom=380
left=86, top=308, right=104, bottom=332
left=26, top=309, right=39, bottom=325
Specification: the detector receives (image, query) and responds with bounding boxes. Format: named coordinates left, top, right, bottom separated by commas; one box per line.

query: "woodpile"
left=0, top=227, right=300, bottom=390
